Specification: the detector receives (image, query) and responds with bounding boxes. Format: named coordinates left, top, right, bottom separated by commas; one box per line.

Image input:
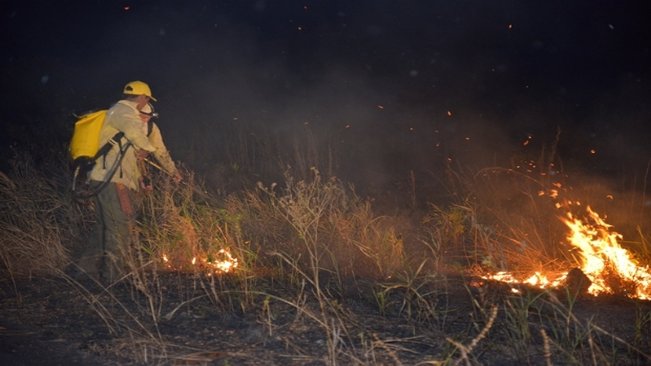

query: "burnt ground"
left=0, top=271, right=650, bottom=366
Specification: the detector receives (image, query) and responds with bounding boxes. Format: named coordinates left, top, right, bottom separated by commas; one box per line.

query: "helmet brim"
left=124, top=93, right=157, bottom=102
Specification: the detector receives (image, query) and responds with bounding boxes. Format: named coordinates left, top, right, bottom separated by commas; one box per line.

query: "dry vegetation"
left=1, top=146, right=650, bottom=365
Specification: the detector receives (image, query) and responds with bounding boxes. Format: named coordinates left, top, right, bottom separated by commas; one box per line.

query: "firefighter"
left=77, top=81, right=181, bottom=282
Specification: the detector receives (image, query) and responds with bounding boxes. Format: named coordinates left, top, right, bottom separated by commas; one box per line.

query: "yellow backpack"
left=68, top=108, right=153, bottom=196
left=69, top=109, right=130, bottom=195
left=69, top=109, right=108, bottom=161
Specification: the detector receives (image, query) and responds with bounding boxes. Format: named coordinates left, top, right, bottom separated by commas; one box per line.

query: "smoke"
left=2, top=1, right=650, bottom=203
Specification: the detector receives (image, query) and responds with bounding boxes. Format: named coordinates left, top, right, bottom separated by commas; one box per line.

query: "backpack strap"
left=74, top=140, right=132, bottom=200
left=94, top=131, right=125, bottom=161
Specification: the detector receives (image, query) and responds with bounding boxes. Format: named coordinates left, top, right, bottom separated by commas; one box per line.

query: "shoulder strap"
left=147, top=120, right=154, bottom=137
left=94, top=131, right=125, bottom=160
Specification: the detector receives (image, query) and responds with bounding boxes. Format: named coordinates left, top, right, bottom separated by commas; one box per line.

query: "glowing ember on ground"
left=161, top=248, right=238, bottom=274
left=483, top=271, right=567, bottom=290
left=206, top=248, right=238, bottom=273
left=481, top=203, right=651, bottom=300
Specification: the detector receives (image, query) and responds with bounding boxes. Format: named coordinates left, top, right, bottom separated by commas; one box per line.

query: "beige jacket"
left=89, top=100, right=178, bottom=191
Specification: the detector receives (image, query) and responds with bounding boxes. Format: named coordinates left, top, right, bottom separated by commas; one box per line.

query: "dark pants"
left=78, top=182, right=141, bottom=281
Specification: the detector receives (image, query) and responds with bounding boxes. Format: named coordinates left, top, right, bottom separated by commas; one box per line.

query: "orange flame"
left=207, top=248, right=238, bottom=273
left=481, top=205, right=651, bottom=300
left=561, top=206, right=651, bottom=299
left=161, top=248, right=239, bottom=275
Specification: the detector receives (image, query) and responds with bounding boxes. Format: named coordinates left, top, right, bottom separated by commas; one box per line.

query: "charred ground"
left=1, top=271, right=650, bottom=365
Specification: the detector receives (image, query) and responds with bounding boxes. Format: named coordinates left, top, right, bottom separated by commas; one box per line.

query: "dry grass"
left=448, top=167, right=569, bottom=271
left=220, top=167, right=408, bottom=284
left=0, top=157, right=82, bottom=281
left=2, top=150, right=650, bottom=365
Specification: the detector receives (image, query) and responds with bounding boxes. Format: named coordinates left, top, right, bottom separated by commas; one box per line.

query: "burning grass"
left=468, top=169, right=651, bottom=301
left=1, top=153, right=650, bottom=365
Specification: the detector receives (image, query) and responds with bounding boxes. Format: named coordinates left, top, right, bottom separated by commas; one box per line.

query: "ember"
left=161, top=248, right=238, bottom=275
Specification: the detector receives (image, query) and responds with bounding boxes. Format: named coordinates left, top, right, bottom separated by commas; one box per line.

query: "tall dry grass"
left=1, top=143, right=649, bottom=365
left=0, top=156, right=85, bottom=281
left=231, top=167, right=407, bottom=283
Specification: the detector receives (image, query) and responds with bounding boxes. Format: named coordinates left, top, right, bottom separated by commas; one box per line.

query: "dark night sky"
left=2, top=0, right=651, bottom=191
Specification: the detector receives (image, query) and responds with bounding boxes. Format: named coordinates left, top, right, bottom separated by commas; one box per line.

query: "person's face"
left=135, top=95, right=151, bottom=109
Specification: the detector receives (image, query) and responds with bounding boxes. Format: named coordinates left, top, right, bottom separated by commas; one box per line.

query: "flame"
left=207, top=248, right=238, bottom=273
left=161, top=248, right=239, bottom=275
left=481, top=205, right=651, bottom=300
left=482, top=271, right=567, bottom=290
left=561, top=206, right=651, bottom=299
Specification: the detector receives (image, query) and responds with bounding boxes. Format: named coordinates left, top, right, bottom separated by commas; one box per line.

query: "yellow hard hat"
left=123, top=80, right=157, bottom=101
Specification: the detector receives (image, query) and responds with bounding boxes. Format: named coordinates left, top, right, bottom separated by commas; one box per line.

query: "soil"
left=1, top=271, right=650, bottom=365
